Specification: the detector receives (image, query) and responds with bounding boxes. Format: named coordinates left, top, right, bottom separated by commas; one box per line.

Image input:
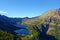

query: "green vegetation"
left=0, top=30, right=14, bottom=40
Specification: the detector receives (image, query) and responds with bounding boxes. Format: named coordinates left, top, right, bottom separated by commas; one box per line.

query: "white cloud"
left=0, top=11, right=8, bottom=14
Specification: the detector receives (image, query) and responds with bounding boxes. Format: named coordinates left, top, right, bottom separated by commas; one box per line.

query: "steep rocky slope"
left=21, top=9, right=60, bottom=38
left=22, top=9, right=60, bottom=24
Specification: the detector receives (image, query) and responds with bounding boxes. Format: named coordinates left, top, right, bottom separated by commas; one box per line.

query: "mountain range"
left=21, top=9, right=60, bottom=36
left=0, top=15, right=30, bottom=34
left=0, top=9, right=60, bottom=36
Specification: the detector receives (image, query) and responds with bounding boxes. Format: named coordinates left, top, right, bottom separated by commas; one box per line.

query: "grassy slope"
left=0, top=30, right=14, bottom=40
left=21, top=9, right=60, bottom=40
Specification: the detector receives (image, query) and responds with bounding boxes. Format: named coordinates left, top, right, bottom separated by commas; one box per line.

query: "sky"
left=0, top=0, right=60, bottom=18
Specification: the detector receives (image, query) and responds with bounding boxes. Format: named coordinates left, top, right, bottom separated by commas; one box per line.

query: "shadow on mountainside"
left=33, top=24, right=57, bottom=40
